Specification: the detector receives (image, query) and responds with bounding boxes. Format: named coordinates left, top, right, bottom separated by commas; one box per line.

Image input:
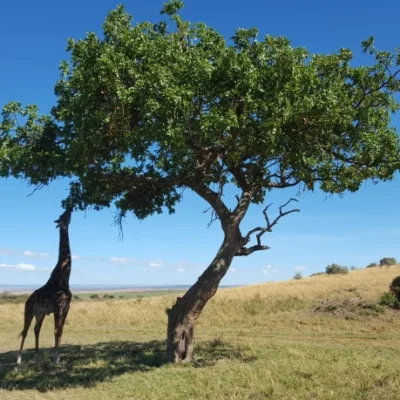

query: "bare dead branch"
left=202, top=204, right=219, bottom=228
left=207, top=209, right=219, bottom=228
left=235, top=244, right=270, bottom=256
left=202, top=206, right=213, bottom=214
left=190, top=182, right=231, bottom=232
left=27, top=183, right=45, bottom=197
left=238, top=198, right=300, bottom=257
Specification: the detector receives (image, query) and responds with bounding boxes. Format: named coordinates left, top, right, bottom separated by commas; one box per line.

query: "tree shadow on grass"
left=0, top=339, right=256, bottom=392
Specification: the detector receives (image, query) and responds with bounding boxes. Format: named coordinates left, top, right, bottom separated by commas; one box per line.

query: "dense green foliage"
left=1, top=1, right=400, bottom=221
left=380, top=257, right=397, bottom=266
left=378, top=291, right=400, bottom=309
left=389, top=275, right=400, bottom=301
left=326, top=264, right=349, bottom=275
left=366, top=262, right=378, bottom=268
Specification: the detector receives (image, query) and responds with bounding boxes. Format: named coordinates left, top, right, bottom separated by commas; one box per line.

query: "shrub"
left=350, top=266, right=357, bottom=271
left=379, top=257, right=397, bottom=267
left=366, top=262, right=377, bottom=268
left=90, top=294, right=100, bottom=299
left=389, top=276, right=400, bottom=302
left=293, top=272, right=303, bottom=280
left=379, top=291, right=399, bottom=308
left=73, top=295, right=81, bottom=300
left=103, top=294, right=115, bottom=299
left=326, top=264, right=349, bottom=275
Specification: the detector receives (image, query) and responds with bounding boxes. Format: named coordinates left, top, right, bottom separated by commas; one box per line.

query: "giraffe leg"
left=34, top=314, right=45, bottom=353
left=54, top=306, right=69, bottom=364
left=17, top=306, right=34, bottom=364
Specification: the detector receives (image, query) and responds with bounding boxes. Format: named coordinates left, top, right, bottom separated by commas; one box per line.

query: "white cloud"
left=0, top=263, right=36, bottom=271
left=230, top=268, right=237, bottom=273
left=176, top=268, right=185, bottom=273
left=72, top=255, right=81, bottom=260
left=23, top=250, right=50, bottom=258
left=110, top=257, right=129, bottom=265
left=110, top=257, right=138, bottom=265
left=263, top=265, right=277, bottom=273
left=293, top=266, right=306, bottom=271
left=149, top=260, right=163, bottom=268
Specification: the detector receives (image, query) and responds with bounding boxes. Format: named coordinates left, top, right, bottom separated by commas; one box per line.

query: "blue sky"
left=1, top=0, right=399, bottom=287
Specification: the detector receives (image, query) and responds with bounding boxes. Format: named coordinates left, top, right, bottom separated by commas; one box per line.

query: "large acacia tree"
left=1, top=1, right=400, bottom=362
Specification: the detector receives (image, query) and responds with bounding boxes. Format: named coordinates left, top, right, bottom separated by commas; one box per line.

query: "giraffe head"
left=54, top=209, right=72, bottom=229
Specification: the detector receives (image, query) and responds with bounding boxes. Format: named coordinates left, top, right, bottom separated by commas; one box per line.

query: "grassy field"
left=1, top=267, right=400, bottom=399
left=0, top=290, right=185, bottom=304
left=71, top=290, right=185, bottom=301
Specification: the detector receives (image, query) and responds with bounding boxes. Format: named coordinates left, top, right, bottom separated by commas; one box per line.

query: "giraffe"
left=17, top=209, right=73, bottom=364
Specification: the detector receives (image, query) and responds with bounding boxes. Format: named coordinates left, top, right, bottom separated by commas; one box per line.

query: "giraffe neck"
left=49, top=224, right=71, bottom=286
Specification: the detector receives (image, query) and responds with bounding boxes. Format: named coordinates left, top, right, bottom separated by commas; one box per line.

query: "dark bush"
left=103, top=294, right=115, bottom=299
left=293, top=272, right=303, bottom=280
left=389, top=276, right=400, bottom=302
left=379, top=257, right=397, bottom=267
left=326, top=264, right=349, bottom=275
left=366, top=262, right=377, bottom=268
left=90, top=294, right=100, bottom=299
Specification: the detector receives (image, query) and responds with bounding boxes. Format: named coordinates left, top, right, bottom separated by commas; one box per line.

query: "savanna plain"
left=1, top=267, right=400, bottom=400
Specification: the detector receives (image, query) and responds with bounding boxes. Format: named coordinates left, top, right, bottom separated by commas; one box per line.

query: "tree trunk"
left=167, top=233, right=242, bottom=363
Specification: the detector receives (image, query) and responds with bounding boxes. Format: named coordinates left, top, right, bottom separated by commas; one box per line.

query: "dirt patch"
left=314, top=297, right=385, bottom=319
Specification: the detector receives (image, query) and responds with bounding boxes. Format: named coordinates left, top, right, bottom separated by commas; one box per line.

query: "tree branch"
left=230, top=165, right=251, bottom=190
left=189, top=182, right=232, bottom=231
left=232, top=189, right=253, bottom=224
left=355, top=68, right=400, bottom=108
left=235, top=244, right=270, bottom=256
left=235, top=198, right=300, bottom=257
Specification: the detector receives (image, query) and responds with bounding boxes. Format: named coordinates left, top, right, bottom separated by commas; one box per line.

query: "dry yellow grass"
left=218, top=265, right=400, bottom=301
left=2, top=265, right=397, bottom=329
left=1, top=266, right=400, bottom=400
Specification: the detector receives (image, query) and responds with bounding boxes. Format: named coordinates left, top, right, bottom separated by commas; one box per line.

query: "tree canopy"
left=1, top=1, right=399, bottom=223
